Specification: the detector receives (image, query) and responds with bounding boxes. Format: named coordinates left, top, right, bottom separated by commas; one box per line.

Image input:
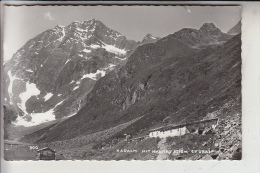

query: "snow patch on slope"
left=81, top=70, right=106, bottom=80
left=44, top=93, right=53, bottom=101
left=73, top=86, right=79, bottom=90
left=90, top=37, right=126, bottom=55
left=58, top=27, right=66, bottom=41
left=26, top=69, right=33, bottom=72
left=29, top=43, right=34, bottom=48
left=65, top=59, right=70, bottom=64
left=103, top=44, right=126, bottom=55
left=7, top=70, right=20, bottom=105
left=13, top=100, right=65, bottom=127
left=82, top=48, right=91, bottom=53
left=114, top=56, right=127, bottom=61
left=104, top=63, right=116, bottom=71
left=72, top=69, right=107, bottom=91
left=90, top=44, right=100, bottom=49
left=18, top=81, right=41, bottom=114
left=76, top=27, right=89, bottom=32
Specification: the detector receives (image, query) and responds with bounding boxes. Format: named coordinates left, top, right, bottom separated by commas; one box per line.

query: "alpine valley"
left=3, top=19, right=241, bottom=160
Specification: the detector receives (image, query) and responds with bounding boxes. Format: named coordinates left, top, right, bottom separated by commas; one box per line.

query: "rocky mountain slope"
left=3, top=105, right=17, bottom=139
left=141, top=34, right=160, bottom=44
left=33, top=22, right=241, bottom=143
left=3, top=19, right=158, bottom=129
left=227, top=20, right=241, bottom=35
left=171, top=23, right=232, bottom=48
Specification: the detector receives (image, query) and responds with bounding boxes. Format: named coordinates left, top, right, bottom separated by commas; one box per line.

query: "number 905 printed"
left=29, top=146, right=38, bottom=150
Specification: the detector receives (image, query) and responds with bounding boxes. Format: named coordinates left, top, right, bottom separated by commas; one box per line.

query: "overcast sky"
left=4, top=6, right=241, bottom=61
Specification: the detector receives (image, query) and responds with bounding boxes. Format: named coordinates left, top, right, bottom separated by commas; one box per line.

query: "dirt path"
left=156, top=137, right=170, bottom=160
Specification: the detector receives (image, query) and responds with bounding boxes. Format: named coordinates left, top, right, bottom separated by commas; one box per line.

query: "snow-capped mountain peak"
left=3, top=19, right=139, bottom=127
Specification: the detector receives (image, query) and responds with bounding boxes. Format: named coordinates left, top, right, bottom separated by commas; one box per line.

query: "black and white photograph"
left=2, top=5, right=242, bottom=161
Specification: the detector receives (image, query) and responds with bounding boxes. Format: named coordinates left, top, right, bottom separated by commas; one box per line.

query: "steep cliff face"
left=36, top=24, right=241, bottom=143
left=3, top=19, right=145, bottom=127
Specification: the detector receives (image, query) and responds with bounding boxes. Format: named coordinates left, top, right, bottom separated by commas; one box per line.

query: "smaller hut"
left=36, top=147, right=56, bottom=160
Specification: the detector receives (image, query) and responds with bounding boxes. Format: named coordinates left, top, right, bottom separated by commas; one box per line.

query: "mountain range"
left=3, top=19, right=241, bottom=153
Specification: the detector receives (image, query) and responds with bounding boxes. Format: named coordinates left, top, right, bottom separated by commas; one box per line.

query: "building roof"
left=36, top=147, right=55, bottom=152
left=149, top=118, right=218, bottom=132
